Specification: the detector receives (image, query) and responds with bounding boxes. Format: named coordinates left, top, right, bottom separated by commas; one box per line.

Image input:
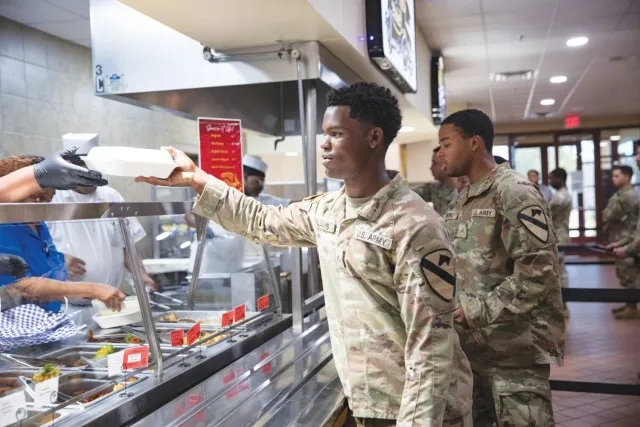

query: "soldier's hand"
left=135, top=146, right=198, bottom=188
left=453, top=306, right=469, bottom=328
left=613, top=247, right=628, bottom=258
left=605, top=242, right=621, bottom=250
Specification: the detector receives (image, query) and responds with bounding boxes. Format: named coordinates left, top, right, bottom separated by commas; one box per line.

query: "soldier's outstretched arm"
left=192, top=176, right=317, bottom=248
left=394, top=220, right=456, bottom=426
left=458, top=200, right=560, bottom=328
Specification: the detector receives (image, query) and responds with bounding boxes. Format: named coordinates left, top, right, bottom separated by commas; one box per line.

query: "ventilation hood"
left=90, top=0, right=362, bottom=136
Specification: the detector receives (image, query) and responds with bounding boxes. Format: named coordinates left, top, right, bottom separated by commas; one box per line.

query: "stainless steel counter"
left=134, top=315, right=345, bottom=427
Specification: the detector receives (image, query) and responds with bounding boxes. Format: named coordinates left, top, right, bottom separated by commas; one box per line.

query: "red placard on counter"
left=122, top=346, right=149, bottom=370
left=257, top=295, right=269, bottom=311
left=234, top=304, right=246, bottom=323
left=198, top=117, right=243, bottom=192
left=221, top=310, right=234, bottom=328
left=170, top=329, right=184, bottom=347
left=186, top=322, right=201, bottom=346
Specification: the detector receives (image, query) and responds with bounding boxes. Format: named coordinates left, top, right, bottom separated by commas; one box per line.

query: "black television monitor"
left=366, top=0, right=418, bottom=93
left=430, top=55, right=446, bottom=125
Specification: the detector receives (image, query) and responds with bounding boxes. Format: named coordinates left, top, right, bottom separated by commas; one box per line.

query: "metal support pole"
left=260, top=245, right=283, bottom=315
left=291, top=247, right=304, bottom=334
left=119, top=218, right=163, bottom=379
left=304, top=80, right=321, bottom=296
left=187, top=215, right=208, bottom=309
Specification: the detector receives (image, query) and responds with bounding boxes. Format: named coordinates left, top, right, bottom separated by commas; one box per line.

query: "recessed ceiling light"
left=399, top=126, right=415, bottom=133
left=566, top=36, right=588, bottom=47
left=540, top=99, right=555, bottom=106
left=610, top=135, right=621, bottom=141
left=284, top=152, right=299, bottom=157
left=550, top=75, right=567, bottom=84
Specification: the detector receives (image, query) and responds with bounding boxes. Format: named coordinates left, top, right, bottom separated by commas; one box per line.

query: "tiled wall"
left=0, top=17, right=199, bottom=204
left=0, top=17, right=200, bottom=257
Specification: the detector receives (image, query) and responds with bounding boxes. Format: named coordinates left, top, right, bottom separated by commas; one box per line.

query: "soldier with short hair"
left=549, top=167, right=573, bottom=317
left=437, top=108, right=565, bottom=427
left=412, top=146, right=458, bottom=216
left=605, top=164, right=640, bottom=320
left=137, top=82, right=472, bottom=427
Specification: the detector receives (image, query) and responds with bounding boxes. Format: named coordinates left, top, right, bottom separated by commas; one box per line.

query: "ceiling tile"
left=45, top=0, right=90, bottom=18
left=0, top=0, right=81, bottom=23
left=31, top=18, right=90, bottom=41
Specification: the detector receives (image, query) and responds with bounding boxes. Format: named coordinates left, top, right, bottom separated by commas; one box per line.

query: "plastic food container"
left=84, top=146, right=177, bottom=178
left=91, top=297, right=142, bottom=329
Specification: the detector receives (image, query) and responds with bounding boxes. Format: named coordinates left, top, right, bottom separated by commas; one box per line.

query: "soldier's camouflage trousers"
left=471, top=363, right=555, bottom=427
left=615, top=257, right=640, bottom=289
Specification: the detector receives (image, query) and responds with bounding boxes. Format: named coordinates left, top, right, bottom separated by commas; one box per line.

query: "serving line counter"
left=0, top=201, right=328, bottom=427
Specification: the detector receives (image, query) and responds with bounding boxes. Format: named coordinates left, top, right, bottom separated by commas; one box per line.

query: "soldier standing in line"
left=137, top=82, right=473, bottom=427
left=605, top=164, right=640, bottom=320
left=437, top=109, right=565, bottom=427
left=413, top=146, right=458, bottom=216
left=549, top=168, right=573, bottom=318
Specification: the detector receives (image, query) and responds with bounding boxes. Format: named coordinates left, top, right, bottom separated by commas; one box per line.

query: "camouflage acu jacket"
left=412, top=181, right=458, bottom=217
left=444, top=163, right=565, bottom=367
left=193, top=174, right=472, bottom=425
left=549, top=187, right=572, bottom=245
left=603, top=186, right=639, bottom=246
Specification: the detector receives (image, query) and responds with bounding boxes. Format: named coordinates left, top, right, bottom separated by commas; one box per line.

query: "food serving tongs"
left=0, top=353, right=61, bottom=368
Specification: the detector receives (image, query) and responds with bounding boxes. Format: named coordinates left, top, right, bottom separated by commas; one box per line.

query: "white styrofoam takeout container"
left=91, top=296, right=143, bottom=329
left=84, top=146, right=177, bottom=179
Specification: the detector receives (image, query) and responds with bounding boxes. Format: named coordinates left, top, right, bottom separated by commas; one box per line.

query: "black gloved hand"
left=33, top=147, right=108, bottom=190
left=0, top=254, right=29, bottom=279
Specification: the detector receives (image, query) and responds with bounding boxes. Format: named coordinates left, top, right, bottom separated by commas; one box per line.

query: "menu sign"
left=198, top=118, right=243, bottom=192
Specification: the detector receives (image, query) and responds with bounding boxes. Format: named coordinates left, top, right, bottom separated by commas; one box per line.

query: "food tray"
left=84, top=146, right=177, bottom=179
left=92, top=306, right=143, bottom=329
left=156, top=329, right=228, bottom=348
left=55, top=372, right=146, bottom=408
left=153, top=310, right=259, bottom=328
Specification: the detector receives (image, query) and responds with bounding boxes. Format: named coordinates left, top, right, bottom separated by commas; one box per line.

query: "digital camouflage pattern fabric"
left=444, top=163, right=565, bottom=367
left=193, top=174, right=472, bottom=426
left=549, top=187, right=573, bottom=288
left=412, top=181, right=458, bottom=217
left=471, top=364, right=554, bottom=427
left=603, top=186, right=640, bottom=289
left=444, top=163, right=564, bottom=426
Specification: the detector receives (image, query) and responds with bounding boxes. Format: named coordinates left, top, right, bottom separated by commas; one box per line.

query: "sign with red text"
left=257, top=295, right=269, bottom=311
left=234, top=304, right=246, bottom=323
left=170, top=329, right=184, bottom=347
left=187, top=322, right=201, bottom=346
left=221, top=310, right=234, bottom=328
left=564, top=114, right=580, bottom=129
left=198, top=118, right=243, bottom=192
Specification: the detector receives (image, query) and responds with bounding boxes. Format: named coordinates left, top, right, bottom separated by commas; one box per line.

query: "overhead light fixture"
left=285, top=152, right=299, bottom=157
left=399, top=126, right=415, bottom=133
left=566, top=36, right=588, bottom=47
left=540, top=99, right=555, bottom=106
left=179, top=241, right=192, bottom=249
left=490, top=69, right=534, bottom=82
left=610, top=135, right=621, bottom=141
left=550, top=75, right=567, bottom=84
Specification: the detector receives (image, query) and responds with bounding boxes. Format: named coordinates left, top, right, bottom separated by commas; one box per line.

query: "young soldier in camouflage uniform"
left=137, top=83, right=473, bottom=427
left=412, top=147, right=458, bottom=216
left=605, top=165, right=640, bottom=320
left=549, top=168, right=573, bottom=317
left=437, top=109, right=565, bottom=427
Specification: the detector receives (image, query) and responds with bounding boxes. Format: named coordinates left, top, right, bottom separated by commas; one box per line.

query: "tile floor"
left=551, top=264, right=640, bottom=427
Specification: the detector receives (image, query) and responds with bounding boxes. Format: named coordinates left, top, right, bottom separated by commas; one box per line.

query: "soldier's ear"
left=368, top=127, right=384, bottom=150
left=470, top=135, right=482, bottom=152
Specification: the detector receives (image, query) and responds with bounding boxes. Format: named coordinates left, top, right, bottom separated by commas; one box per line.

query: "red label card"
left=187, top=322, right=201, bottom=346
left=257, top=295, right=269, bottom=311
left=122, top=346, right=149, bottom=370
left=234, top=304, right=246, bottom=323
left=198, top=118, right=243, bottom=192
left=170, top=329, right=184, bottom=347
left=221, top=310, right=234, bottom=327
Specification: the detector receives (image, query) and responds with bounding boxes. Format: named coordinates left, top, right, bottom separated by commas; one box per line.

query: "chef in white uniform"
left=48, top=135, right=156, bottom=290
left=187, top=154, right=290, bottom=275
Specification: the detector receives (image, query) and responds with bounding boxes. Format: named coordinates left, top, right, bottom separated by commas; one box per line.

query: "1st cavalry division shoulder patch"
left=420, top=249, right=456, bottom=301
left=517, top=206, right=549, bottom=243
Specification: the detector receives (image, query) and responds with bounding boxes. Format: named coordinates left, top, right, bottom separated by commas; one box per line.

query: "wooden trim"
left=593, top=130, right=603, bottom=239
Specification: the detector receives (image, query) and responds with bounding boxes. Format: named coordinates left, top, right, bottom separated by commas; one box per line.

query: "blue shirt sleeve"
left=0, top=225, right=30, bottom=287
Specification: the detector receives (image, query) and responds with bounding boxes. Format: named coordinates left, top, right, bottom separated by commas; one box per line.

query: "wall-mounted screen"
left=430, top=55, right=446, bottom=125
left=366, top=0, right=418, bottom=93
